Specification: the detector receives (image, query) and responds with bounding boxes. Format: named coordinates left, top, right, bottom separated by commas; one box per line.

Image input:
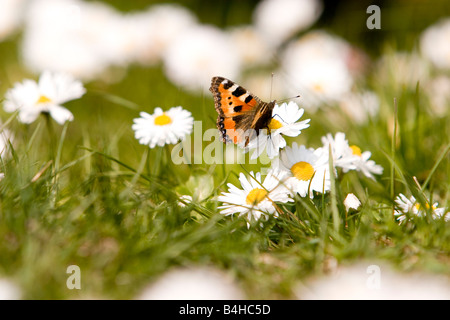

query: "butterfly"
left=209, top=76, right=276, bottom=146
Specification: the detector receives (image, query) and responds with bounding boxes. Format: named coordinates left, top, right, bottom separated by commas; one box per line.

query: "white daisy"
left=246, top=101, right=310, bottom=160
left=321, top=132, right=359, bottom=172
left=218, top=170, right=292, bottom=227
left=321, top=132, right=383, bottom=180
left=3, top=71, right=85, bottom=124
left=394, top=193, right=449, bottom=223
left=348, top=145, right=383, bottom=180
left=275, top=143, right=331, bottom=198
left=132, top=106, right=194, bottom=148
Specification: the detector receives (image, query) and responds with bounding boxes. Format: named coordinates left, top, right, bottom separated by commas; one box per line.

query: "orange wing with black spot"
left=209, top=76, right=275, bottom=145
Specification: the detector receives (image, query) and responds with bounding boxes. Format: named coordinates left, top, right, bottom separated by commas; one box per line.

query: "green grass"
left=0, top=1, right=449, bottom=300
left=0, top=67, right=448, bottom=299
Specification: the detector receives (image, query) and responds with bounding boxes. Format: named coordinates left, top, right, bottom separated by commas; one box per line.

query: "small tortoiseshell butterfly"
left=209, top=76, right=275, bottom=146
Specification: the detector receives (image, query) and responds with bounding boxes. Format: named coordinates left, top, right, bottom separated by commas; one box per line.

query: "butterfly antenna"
left=270, top=72, right=274, bottom=101
left=277, top=94, right=301, bottom=103
left=270, top=73, right=301, bottom=102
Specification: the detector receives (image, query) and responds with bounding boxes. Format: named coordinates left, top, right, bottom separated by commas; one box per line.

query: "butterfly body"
left=209, top=76, right=275, bottom=146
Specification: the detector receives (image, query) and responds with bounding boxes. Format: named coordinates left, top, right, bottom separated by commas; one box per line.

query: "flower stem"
left=44, top=113, right=56, bottom=160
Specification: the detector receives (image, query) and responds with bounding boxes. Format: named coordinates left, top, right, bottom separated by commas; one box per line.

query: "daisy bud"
left=344, top=193, right=361, bottom=212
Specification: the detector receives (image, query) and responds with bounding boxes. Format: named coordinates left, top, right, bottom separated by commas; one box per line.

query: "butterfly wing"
left=210, top=76, right=271, bottom=145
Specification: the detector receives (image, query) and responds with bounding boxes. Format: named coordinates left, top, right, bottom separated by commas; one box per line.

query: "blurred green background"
left=1, top=0, right=449, bottom=172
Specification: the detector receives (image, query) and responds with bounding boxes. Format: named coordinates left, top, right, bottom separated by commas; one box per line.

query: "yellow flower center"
left=36, top=95, right=52, bottom=104
left=246, top=188, right=268, bottom=205
left=154, top=113, right=172, bottom=126
left=268, top=118, right=283, bottom=131
left=414, top=203, right=435, bottom=211
left=350, top=145, right=362, bottom=157
left=291, top=161, right=315, bottom=181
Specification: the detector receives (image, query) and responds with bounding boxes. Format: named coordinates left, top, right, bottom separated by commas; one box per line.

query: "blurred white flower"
left=281, top=31, right=354, bottom=110
left=375, top=52, right=429, bottom=90
left=253, top=0, right=323, bottom=47
left=20, top=0, right=203, bottom=82
left=344, top=193, right=361, bottom=212
left=0, top=128, right=14, bottom=158
left=21, top=0, right=200, bottom=80
left=21, top=0, right=142, bottom=81
left=218, top=170, right=292, bottom=227
left=4, top=71, right=85, bottom=124
left=137, top=267, right=244, bottom=300
left=0, top=278, right=21, bottom=300
left=163, top=24, right=242, bottom=93
left=0, top=0, right=26, bottom=42
left=420, top=18, right=450, bottom=70
left=240, top=73, right=284, bottom=102
left=85, top=6, right=135, bottom=68
left=339, top=91, right=380, bottom=124
left=394, top=193, right=449, bottom=223
left=132, top=106, right=194, bottom=148
left=296, top=262, right=450, bottom=300
left=246, top=101, right=310, bottom=159
left=274, top=143, right=330, bottom=198
left=424, top=75, right=450, bottom=117
left=125, top=4, right=198, bottom=66
left=228, top=26, right=274, bottom=67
